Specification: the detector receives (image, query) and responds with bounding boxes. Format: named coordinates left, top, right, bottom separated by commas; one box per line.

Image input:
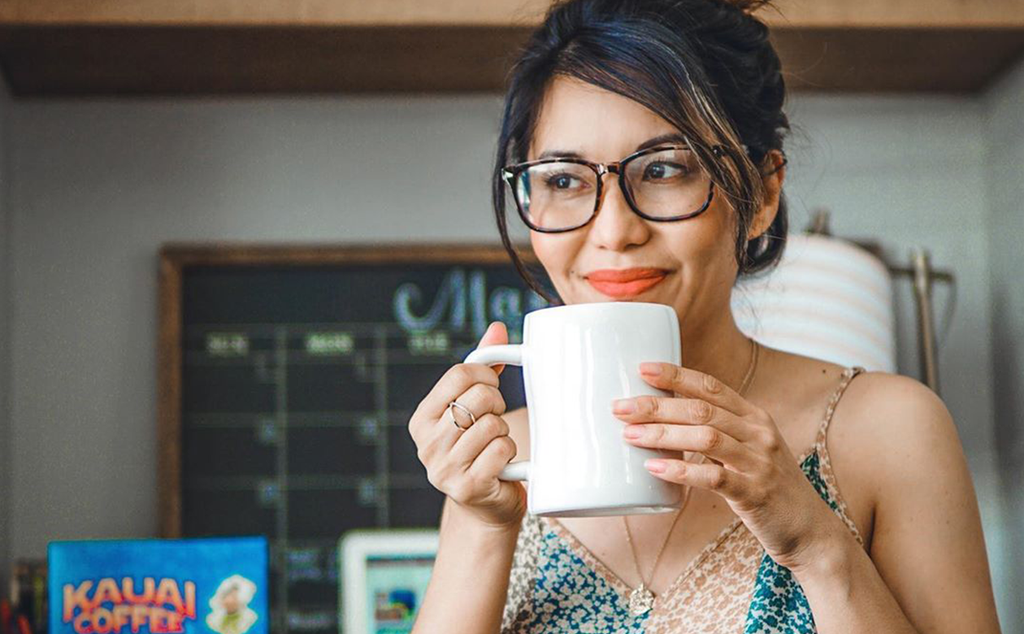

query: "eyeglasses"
left=501, top=144, right=721, bottom=233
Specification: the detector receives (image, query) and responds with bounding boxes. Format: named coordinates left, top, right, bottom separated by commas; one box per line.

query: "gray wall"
left=985, top=56, right=1024, bottom=632
left=0, top=79, right=1017, bottom=628
left=6, top=96, right=507, bottom=553
left=0, top=76, right=11, bottom=601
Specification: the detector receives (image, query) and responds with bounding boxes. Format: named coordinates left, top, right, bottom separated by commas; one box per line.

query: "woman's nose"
left=588, top=175, right=650, bottom=250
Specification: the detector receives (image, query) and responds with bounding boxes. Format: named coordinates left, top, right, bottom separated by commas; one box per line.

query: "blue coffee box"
left=48, top=536, right=269, bottom=634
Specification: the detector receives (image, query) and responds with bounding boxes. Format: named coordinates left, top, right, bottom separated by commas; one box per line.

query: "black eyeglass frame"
left=500, top=143, right=726, bottom=234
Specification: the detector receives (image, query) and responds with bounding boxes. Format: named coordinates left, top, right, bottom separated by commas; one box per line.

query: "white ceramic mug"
left=464, top=301, right=683, bottom=516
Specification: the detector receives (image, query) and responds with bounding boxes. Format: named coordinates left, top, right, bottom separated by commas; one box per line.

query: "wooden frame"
left=156, top=241, right=535, bottom=537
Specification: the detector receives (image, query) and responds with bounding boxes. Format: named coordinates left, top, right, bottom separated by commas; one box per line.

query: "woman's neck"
left=678, top=315, right=754, bottom=395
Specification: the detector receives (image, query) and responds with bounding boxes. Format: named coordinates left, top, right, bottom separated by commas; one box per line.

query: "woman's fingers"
left=623, top=422, right=755, bottom=468
left=613, top=395, right=756, bottom=442
left=459, top=381, right=507, bottom=417
left=448, top=413, right=512, bottom=468
left=644, top=457, right=746, bottom=497
left=638, top=362, right=758, bottom=417
left=477, top=321, right=509, bottom=376
left=425, top=413, right=519, bottom=513
left=413, top=362, right=500, bottom=426
left=409, top=363, right=499, bottom=456
left=417, top=383, right=507, bottom=460
left=415, top=320, right=507, bottom=423
left=465, top=431, right=519, bottom=482
left=405, top=321, right=527, bottom=528
left=460, top=433, right=526, bottom=522
left=433, top=383, right=507, bottom=452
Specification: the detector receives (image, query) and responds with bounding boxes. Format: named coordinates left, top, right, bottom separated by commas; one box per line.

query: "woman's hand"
left=407, top=321, right=527, bottom=530
left=611, top=361, right=842, bottom=571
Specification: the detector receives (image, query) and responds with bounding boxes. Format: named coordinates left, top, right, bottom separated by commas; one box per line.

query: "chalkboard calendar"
left=157, top=244, right=549, bottom=634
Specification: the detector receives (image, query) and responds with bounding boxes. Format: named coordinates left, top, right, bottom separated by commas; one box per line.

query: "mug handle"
left=464, top=344, right=530, bottom=483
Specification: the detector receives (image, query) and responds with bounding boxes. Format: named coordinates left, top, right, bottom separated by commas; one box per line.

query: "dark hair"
left=492, top=0, right=790, bottom=304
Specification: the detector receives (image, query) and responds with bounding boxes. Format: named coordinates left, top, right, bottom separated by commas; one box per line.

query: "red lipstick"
left=585, top=268, right=669, bottom=299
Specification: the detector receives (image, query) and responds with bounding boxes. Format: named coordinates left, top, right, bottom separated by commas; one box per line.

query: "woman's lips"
left=585, top=269, right=669, bottom=298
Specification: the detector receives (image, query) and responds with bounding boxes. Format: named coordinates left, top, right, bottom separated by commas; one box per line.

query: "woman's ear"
left=748, top=149, right=786, bottom=239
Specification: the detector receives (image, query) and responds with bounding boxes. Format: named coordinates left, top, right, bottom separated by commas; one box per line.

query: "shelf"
left=2, top=1, right=1023, bottom=95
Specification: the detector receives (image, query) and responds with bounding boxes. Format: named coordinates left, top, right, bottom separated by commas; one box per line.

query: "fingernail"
left=639, top=362, right=662, bottom=376
left=645, top=459, right=667, bottom=474
left=612, top=398, right=635, bottom=414
left=623, top=425, right=643, bottom=439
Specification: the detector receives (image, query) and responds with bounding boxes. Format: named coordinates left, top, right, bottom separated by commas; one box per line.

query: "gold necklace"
left=621, top=338, right=760, bottom=616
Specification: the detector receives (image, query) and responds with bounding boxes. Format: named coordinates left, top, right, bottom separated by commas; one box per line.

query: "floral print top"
left=501, top=367, right=866, bottom=634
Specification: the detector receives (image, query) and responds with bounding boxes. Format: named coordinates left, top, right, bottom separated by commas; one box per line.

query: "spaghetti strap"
left=815, top=366, right=867, bottom=448
left=812, top=365, right=868, bottom=547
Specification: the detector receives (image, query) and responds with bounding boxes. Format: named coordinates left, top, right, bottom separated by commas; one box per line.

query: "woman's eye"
left=643, top=162, right=687, bottom=180
left=545, top=174, right=584, bottom=190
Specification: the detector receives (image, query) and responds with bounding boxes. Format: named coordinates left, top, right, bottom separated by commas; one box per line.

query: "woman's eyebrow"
left=635, top=132, right=688, bottom=151
left=535, top=133, right=688, bottom=161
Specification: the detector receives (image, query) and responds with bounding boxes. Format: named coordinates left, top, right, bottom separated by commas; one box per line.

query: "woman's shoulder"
left=767, top=350, right=959, bottom=543
left=770, top=349, right=953, bottom=450
left=819, top=361, right=962, bottom=548
left=829, top=365, right=957, bottom=460
left=823, top=364, right=998, bottom=631
left=834, top=367, right=963, bottom=490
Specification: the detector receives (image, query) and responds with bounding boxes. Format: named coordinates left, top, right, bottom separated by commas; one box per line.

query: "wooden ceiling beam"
left=2, top=0, right=1023, bottom=95
left=3, top=0, right=1024, bottom=29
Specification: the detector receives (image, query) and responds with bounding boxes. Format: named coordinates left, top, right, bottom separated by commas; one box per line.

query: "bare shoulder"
left=827, top=368, right=967, bottom=547
left=831, top=369, right=961, bottom=469
left=833, top=368, right=966, bottom=499
left=829, top=373, right=999, bottom=630
left=504, top=405, right=531, bottom=463
left=762, top=348, right=964, bottom=547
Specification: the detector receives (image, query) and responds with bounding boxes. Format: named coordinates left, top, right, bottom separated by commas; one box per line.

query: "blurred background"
left=0, top=0, right=1021, bottom=632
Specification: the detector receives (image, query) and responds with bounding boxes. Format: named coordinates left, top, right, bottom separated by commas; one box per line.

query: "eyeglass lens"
left=512, top=147, right=711, bottom=231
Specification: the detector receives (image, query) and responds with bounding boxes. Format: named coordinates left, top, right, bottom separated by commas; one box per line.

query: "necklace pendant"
left=627, top=582, right=654, bottom=616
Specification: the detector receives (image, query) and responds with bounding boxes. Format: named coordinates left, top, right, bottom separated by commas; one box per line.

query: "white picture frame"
left=339, top=529, right=440, bottom=634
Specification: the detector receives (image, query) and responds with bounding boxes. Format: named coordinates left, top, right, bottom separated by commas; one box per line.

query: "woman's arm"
left=411, top=497, right=520, bottom=634
left=790, top=373, right=1002, bottom=634
left=412, top=405, right=531, bottom=634
left=404, top=323, right=529, bottom=634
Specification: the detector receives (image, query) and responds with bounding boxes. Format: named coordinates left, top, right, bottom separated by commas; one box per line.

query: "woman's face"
left=221, top=589, right=241, bottom=613
left=526, top=76, right=780, bottom=334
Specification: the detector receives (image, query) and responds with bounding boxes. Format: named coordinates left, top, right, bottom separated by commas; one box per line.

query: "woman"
left=407, top=0, right=1002, bottom=632
left=205, top=575, right=259, bottom=634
